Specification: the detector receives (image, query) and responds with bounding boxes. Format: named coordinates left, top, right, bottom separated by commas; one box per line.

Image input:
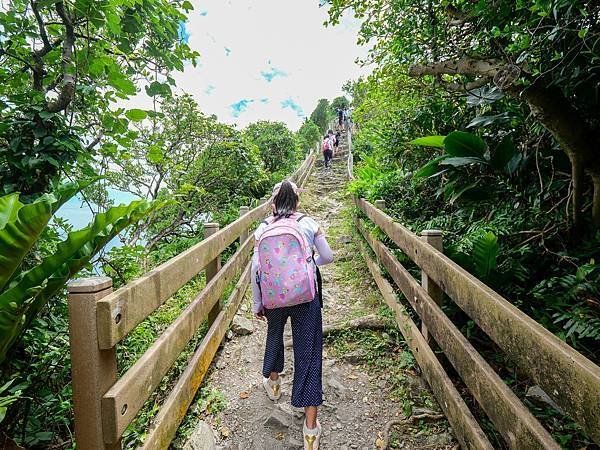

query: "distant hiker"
left=321, top=133, right=333, bottom=168
left=343, top=107, right=349, bottom=130
left=337, top=108, right=344, bottom=130
left=252, top=180, right=334, bottom=450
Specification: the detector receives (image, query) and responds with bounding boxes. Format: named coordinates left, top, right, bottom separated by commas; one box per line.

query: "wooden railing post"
left=239, top=206, right=249, bottom=245
left=420, top=230, right=443, bottom=344
left=374, top=199, right=386, bottom=211
left=205, top=222, right=222, bottom=325
left=67, top=277, right=121, bottom=450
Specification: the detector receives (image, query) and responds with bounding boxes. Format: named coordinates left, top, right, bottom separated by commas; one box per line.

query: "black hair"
left=273, top=180, right=298, bottom=221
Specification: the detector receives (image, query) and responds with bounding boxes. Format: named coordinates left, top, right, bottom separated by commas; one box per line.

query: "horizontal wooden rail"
left=355, top=235, right=493, bottom=450
left=101, top=236, right=254, bottom=442
left=355, top=217, right=559, bottom=449
left=355, top=197, right=600, bottom=443
left=140, top=263, right=252, bottom=450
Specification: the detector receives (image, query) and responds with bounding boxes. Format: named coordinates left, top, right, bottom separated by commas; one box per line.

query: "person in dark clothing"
left=333, top=131, right=340, bottom=156
left=337, top=108, right=344, bottom=130
left=321, top=133, right=333, bottom=168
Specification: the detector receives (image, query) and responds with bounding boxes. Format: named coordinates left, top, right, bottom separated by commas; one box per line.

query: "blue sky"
left=132, top=0, right=368, bottom=130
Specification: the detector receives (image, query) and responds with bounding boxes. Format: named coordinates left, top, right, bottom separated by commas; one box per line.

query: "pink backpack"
left=256, top=215, right=316, bottom=309
left=321, top=139, right=331, bottom=152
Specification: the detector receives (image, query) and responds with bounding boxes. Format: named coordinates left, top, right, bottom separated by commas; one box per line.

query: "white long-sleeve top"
left=251, top=214, right=333, bottom=314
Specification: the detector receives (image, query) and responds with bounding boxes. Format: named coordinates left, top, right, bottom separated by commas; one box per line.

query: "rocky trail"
left=185, top=134, right=458, bottom=450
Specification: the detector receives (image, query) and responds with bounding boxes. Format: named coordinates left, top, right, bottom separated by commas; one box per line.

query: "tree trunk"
left=521, top=79, right=600, bottom=229
left=592, top=174, right=600, bottom=229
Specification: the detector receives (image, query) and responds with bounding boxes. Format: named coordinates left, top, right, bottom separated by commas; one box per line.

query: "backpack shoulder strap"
left=261, top=216, right=276, bottom=226
left=296, top=214, right=306, bottom=222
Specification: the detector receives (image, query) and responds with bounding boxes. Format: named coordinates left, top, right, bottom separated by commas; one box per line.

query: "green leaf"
left=125, top=109, right=148, bottom=122
left=444, top=131, right=487, bottom=157
left=182, top=0, right=194, bottom=11
left=578, top=28, right=588, bottom=39
left=38, top=111, right=55, bottom=120
left=108, top=72, right=136, bottom=96
left=147, top=146, right=164, bottom=163
left=105, top=12, right=121, bottom=35
left=440, top=156, right=487, bottom=167
left=145, top=81, right=172, bottom=97
left=448, top=181, right=479, bottom=204
left=409, top=135, right=446, bottom=148
left=472, top=231, right=499, bottom=279
left=414, top=156, right=447, bottom=178
left=466, top=113, right=513, bottom=128
left=490, top=135, right=517, bottom=171
left=88, top=58, right=106, bottom=77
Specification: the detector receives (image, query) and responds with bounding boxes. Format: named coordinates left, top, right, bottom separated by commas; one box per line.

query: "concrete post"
left=67, top=277, right=121, bottom=450
left=421, top=230, right=444, bottom=344
left=239, top=206, right=250, bottom=245
left=205, top=223, right=222, bottom=325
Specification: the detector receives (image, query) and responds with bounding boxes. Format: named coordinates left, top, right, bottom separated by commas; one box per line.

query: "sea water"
left=56, top=189, right=140, bottom=272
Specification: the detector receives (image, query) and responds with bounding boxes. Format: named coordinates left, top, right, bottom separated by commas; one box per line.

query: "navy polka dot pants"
left=262, top=298, right=323, bottom=407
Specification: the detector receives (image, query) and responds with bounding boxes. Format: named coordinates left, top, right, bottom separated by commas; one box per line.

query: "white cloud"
left=128, top=1, right=369, bottom=131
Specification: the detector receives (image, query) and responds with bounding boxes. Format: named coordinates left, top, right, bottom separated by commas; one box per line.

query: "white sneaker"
left=262, top=377, right=281, bottom=401
left=303, top=420, right=321, bottom=450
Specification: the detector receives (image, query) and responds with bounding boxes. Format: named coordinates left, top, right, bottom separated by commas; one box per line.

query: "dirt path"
left=195, top=135, right=457, bottom=450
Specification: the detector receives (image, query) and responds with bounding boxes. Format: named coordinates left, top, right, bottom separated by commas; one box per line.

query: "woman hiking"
left=321, top=132, right=334, bottom=168
left=252, top=180, right=334, bottom=450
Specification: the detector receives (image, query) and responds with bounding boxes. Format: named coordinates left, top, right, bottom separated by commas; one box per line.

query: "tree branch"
left=408, top=57, right=505, bottom=79
left=85, top=132, right=104, bottom=151
left=438, top=77, right=491, bottom=92
left=30, top=0, right=52, bottom=52
left=46, top=1, right=75, bottom=113
left=444, top=5, right=473, bottom=25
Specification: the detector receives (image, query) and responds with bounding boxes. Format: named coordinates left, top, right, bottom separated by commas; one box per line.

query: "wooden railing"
left=347, top=135, right=600, bottom=448
left=66, top=151, right=315, bottom=450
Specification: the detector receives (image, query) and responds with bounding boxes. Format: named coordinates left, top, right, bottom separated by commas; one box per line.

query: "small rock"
left=323, top=401, right=337, bottom=411
left=183, top=421, right=216, bottom=450
left=336, top=235, right=352, bottom=244
left=327, top=377, right=349, bottom=397
left=525, top=385, right=564, bottom=413
left=425, top=432, right=453, bottom=446
left=255, top=437, right=286, bottom=450
left=323, top=359, right=336, bottom=369
left=264, top=409, right=293, bottom=430
left=277, top=402, right=304, bottom=418
left=226, top=330, right=234, bottom=340
left=342, top=349, right=367, bottom=364
left=231, top=315, right=253, bottom=335
left=287, top=437, right=304, bottom=449
left=216, top=360, right=226, bottom=370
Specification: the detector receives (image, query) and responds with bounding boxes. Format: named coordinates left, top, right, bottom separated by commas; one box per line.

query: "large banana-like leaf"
left=472, top=231, right=499, bottom=279
left=0, top=197, right=165, bottom=363
left=0, top=181, right=90, bottom=292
